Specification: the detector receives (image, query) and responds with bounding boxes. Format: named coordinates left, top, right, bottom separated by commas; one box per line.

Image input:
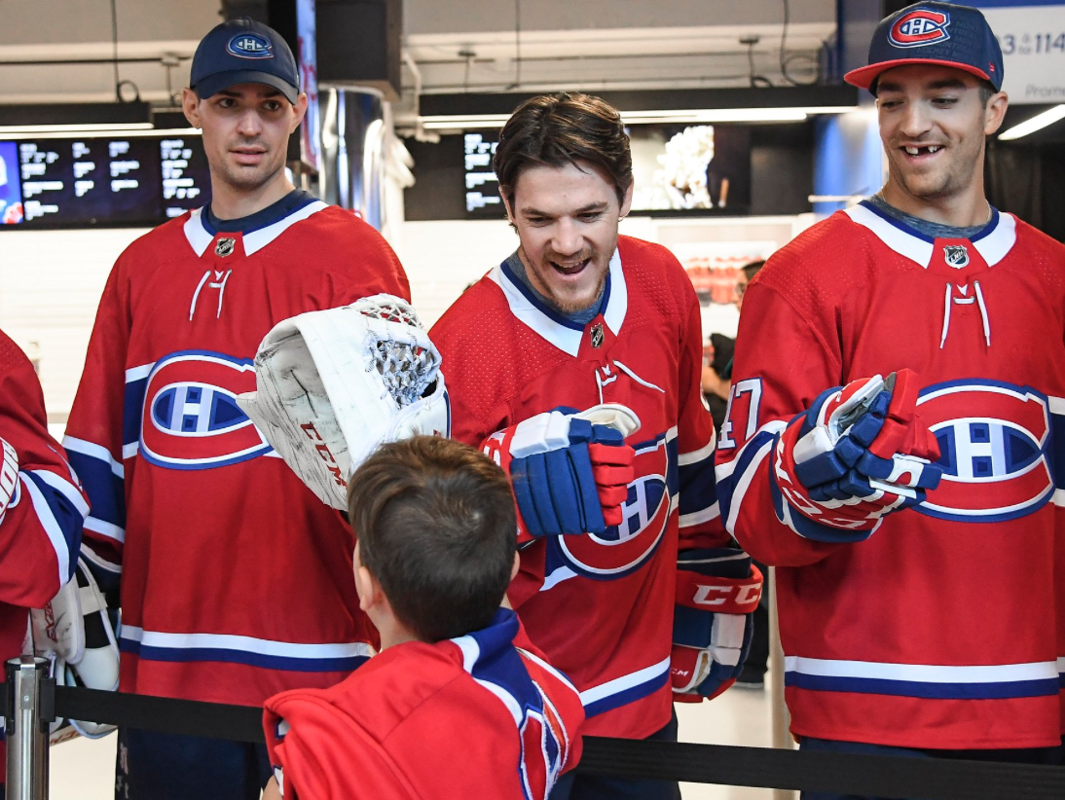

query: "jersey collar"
left=843, top=200, right=1017, bottom=268
left=183, top=198, right=328, bottom=257
left=488, top=247, right=628, bottom=357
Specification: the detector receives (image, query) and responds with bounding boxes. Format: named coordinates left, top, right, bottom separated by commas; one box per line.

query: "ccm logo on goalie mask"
left=916, top=380, right=1054, bottom=523
left=551, top=432, right=675, bottom=580
left=140, top=351, right=272, bottom=470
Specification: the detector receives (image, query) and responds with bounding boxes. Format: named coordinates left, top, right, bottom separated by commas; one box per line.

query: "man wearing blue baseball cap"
left=714, top=3, right=1065, bottom=796
left=63, top=17, right=411, bottom=800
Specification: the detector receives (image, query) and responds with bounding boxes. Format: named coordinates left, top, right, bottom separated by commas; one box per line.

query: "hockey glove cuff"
left=671, top=548, right=763, bottom=703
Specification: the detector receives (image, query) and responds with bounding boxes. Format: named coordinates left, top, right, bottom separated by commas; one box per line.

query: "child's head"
left=347, top=435, right=518, bottom=643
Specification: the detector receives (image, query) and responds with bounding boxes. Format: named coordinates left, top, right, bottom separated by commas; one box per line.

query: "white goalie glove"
left=28, top=555, right=120, bottom=744
left=237, top=294, right=451, bottom=510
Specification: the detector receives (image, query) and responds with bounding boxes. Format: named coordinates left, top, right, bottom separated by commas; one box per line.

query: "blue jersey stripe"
left=119, top=639, right=370, bottom=673
left=786, top=671, right=1061, bottom=700
left=65, top=449, right=125, bottom=530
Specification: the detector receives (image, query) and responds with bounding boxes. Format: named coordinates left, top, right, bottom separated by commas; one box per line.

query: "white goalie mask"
left=237, top=294, right=451, bottom=510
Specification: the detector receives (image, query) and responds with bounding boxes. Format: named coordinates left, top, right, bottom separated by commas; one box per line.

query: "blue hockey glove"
left=671, top=548, right=763, bottom=702
left=481, top=404, right=640, bottom=543
left=771, top=370, right=943, bottom=543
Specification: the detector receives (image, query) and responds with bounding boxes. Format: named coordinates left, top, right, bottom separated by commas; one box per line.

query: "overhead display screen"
left=0, top=134, right=212, bottom=229
left=462, top=124, right=752, bottom=219
left=464, top=132, right=503, bottom=217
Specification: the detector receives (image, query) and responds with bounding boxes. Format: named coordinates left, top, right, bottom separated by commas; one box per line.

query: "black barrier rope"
left=16, top=685, right=1059, bottom=799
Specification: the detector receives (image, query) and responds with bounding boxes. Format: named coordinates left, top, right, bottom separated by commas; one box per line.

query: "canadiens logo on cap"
left=227, top=32, right=273, bottom=59
left=890, top=7, right=951, bottom=48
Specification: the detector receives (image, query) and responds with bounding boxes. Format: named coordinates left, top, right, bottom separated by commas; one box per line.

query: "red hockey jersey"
left=716, top=202, right=1065, bottom=749
left=63, top=198, right=409, bottom=706
left=0, top=329, right=87, bottom=783
left=263, top=609, right=583, bottom=800
left=431, top=236, right=723, bottom=739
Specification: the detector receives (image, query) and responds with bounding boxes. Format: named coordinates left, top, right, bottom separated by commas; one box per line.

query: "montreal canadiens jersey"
left=264, top=609, right=583, bottom=800
left=431, top=236, right=723, bottom=739
left=716, top=201, right=1065, bottom=748
left=0, top=330, right=87, bottom=783
left=62, top=197, right=410, bottom=706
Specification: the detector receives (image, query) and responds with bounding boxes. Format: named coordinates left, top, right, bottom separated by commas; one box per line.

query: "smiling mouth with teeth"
left=904, top=145, right=943, bottom=155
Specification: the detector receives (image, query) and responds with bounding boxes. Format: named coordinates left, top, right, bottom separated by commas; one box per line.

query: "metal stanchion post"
left=768, top=567, right=797, bottom=800
left=5, top=656, right=50, bottom=800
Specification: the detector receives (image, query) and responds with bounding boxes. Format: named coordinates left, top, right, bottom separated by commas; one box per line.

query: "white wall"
left=0, top=227, right=147, bottom=421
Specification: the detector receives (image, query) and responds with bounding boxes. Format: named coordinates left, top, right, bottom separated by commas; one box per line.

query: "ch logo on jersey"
left=518, top=694, right=566, bottom=800
left=139, top=351, right=272, bottom=470
left=227, top=33, right=273, bottom=59
left=916, top=380, right=1054, bottom=522
left=553, top=433, right=675, bottom=580
left=890, top=8, right=950, bottom=48
left=943, top=244, right=969, bottom=269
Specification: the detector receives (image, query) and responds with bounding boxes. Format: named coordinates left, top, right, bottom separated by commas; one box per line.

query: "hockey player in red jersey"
left=715, top=3, right=1065, bottom=795
left=262, top=436, right=584, bottom=800
left=62, top=19, right=409, bottom=800
left=431, top=92, right=762, bottom=800
left=0, top=329, right=88, bottom=789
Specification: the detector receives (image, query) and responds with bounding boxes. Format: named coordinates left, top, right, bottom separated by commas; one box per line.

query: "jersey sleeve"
left=713, top=272, right=844, bottom=567
left=0, top=332, right=87, bottom=607
left=264, top=693, right=420, bottom=800
left=674, top=272, right=729, bottom=551
left=62, top=263, right=130, bottom=590
left=332, top=219, right=412, bottom=306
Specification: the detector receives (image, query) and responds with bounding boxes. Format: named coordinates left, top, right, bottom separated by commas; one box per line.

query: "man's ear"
left=290, top=92, right=309, bottom=134
left=619, top=180, right=634, bottom=218
left=182, top=88, right=202, bottom=129
left=984, top=91, right=1009, bottom=136
left=510, top=551, right=521, bottom=583
left=500, top=188, right=516, bottom=225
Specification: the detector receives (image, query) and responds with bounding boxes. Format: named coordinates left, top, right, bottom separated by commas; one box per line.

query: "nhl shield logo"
left=943, top=244, right=969, bottom=269
left=215, top=237, right=236, bottom=257
left=590, top=323, right=604, bottom=349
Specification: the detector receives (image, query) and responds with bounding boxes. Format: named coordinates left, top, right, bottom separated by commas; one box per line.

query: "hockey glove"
left=671, top=548, right=763, bottom=702
left=0, top=436, right=18, bottom=518
left=237, top=295, right=450, bottom=510
left=772, top=370, right=943, bottom=542
left=29, top=554, right=120, bottom=743
left=481, top=404, right=640, bottom=543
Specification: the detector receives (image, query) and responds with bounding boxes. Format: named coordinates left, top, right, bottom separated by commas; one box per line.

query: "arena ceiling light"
left=419, top=107, right=846, bottom=130
left=417, top=85, right=860, bottom=131
left=998, top=104, right=1065, bottom=141
left=0, top=102, right=153, bottom=137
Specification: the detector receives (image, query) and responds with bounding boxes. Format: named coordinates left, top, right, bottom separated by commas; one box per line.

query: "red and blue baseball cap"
left=844, top=2, right=1004, bottom=93
left=190, top=19, right=300, bottom=104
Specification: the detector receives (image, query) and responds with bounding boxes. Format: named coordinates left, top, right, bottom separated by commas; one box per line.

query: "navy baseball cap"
left=844, top=2, right=1004, bottom=93
left=190, top=19, right=300, bottom=104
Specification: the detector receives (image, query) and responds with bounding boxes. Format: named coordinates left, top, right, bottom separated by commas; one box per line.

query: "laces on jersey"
left=939, top=280, right=990, bottom=349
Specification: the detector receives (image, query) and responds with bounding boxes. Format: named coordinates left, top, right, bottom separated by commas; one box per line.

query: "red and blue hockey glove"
left=481, top=404, right=640, bottom=543
left=771, top=370, right=942, bottom=542
left=671, top=548, right=763, bottom=702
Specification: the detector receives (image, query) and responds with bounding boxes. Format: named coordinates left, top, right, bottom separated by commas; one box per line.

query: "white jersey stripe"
left=119, top=626, right=375, bottom=661
left=579, top=656, right=671, bottom=707
left=784, top=656, right=1059, bottom=684
left=63, top=436, right=125, bottom=479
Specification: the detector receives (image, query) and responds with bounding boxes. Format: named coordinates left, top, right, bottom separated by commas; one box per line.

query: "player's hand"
left=671, top=548, right=763, bottom=702
left=0, top=437, right=19, bottom=517
left=480, top=404, right=640, bottom=542
left=771, top=370, right=943, bottom=542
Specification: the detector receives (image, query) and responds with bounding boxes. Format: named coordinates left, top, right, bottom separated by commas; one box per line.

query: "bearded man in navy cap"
left=63, top=18, right=410, bottom=800
left=714, top=3, right=1065, bottom=795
